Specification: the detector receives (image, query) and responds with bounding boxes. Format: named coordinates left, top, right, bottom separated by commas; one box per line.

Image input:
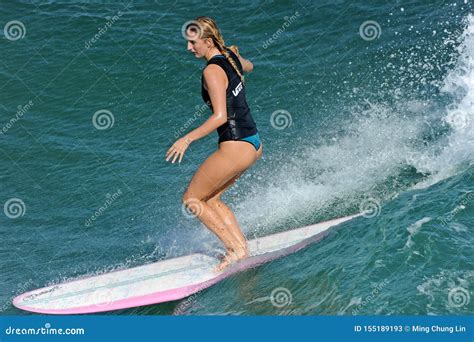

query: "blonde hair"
left=189, top=16, right=244, bottom=84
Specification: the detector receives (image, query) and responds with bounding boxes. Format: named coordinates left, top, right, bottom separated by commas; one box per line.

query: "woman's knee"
left=182, top=190, right=201, bottom=205
left=182, top=191, right=205, bottom=217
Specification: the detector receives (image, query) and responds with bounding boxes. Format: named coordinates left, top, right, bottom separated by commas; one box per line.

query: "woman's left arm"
left=165, top=65, right=227, bottom=163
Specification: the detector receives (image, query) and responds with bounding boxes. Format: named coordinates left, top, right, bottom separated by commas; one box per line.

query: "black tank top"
left=201, top=48, right=257, bottom=143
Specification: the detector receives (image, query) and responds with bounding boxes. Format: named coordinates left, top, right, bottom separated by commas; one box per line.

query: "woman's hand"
left=165, top=136, right=192, bottom=163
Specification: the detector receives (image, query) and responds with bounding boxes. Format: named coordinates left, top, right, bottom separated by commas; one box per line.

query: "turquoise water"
left=1, top=1, right=473, bottom=315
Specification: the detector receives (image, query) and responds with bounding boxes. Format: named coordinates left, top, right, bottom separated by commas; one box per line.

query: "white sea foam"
left=235, top=15, right=474, bottom=232
left=412, top=14, right=474, bottom=188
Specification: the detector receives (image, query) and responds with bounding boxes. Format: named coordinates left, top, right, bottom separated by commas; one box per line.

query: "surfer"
left=166, top=16, right=263, bottom=272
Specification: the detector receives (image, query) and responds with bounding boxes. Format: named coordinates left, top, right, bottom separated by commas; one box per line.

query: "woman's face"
left=186, top=26, right=209, bottom=58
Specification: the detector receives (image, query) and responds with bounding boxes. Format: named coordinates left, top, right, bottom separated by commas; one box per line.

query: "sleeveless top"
left=201, top=48, right=258, bottom=143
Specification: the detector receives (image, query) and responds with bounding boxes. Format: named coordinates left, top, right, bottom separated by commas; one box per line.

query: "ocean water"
left=0, top=1, right=473, bottom=315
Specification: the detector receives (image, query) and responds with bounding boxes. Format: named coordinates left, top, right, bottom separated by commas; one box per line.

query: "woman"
left=165, top=16, right=263, bottom=272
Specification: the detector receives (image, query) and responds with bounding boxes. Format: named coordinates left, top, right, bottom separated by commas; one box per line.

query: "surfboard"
left=13, top=213, right=362, bottom=314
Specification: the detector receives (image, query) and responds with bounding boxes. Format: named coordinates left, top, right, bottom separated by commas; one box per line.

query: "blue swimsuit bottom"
left=238, top=132, right=261, bottom=151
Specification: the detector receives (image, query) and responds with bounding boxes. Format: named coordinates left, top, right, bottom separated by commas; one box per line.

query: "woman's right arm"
left=239, top=55, right=253, bottom=73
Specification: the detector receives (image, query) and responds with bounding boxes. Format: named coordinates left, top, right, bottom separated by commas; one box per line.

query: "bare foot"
left=213, top=252, right=239, bottom=272
left=213, top=245, right=249, bottom=273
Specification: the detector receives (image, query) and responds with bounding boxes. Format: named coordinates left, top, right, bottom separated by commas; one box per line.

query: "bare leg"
left=205, top=144, right=263, bottom=259
left=210, top=199, right=247, bottom=251
left=182, top=197, right=237, bottom=252
left=205, top=175, right=247, bottom=250
left=183, top=140, right=263, bottom=272
left=207, top=197, right=248, bottom=271
left=206, top=148, right=262, bottom=272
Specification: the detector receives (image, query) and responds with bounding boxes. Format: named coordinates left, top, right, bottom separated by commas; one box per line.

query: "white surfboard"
left=13, top=213, right=362, bottom=314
